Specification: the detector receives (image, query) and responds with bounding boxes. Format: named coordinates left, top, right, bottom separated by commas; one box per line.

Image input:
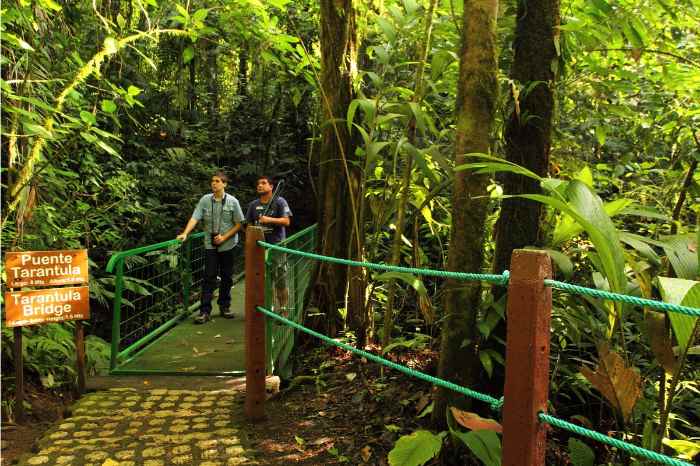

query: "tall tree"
left=433, top=0, right=500, bottom=426
left=306, top=0, right=361, bottom=338
left=488, top=0, right=560, bottom=390
left=493, top=1, right=560, bottom=274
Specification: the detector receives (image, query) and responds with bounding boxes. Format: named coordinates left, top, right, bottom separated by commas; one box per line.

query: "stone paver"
left=18, top=388, right=258, bottom=466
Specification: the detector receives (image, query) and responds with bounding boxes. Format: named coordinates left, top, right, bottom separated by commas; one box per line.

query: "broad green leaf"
left=407, top=102, right=426, bottom=134
left=660, top=234, right=698, bottom=280
left=540, top=249, right=574, bottom=278
left=38, top=0, right=62, bottom=11
left=388, top=430, right=445, bottom=466
left=568, top=438, right=595, bottom=466
left=657, top=277, right=699, bottom=354
left=101, top=99, right=117, bottom=113
left=377, top=17, right=396, bottom=42
left=595, top=126, right=606, bottom=146
left=365, top=141, right=391, bottom=165
left=552, top=198, right=631, bottom=247
left=79, top=111, right=96, bottom=125
left=404, top=143, right=438, bottom=184
left=375, top=272, right=429, bottom=299
left=575, top=166, right=594, bottom=187
left=662, top=439, right=700, bottom=460
left=619, top=232, right=661, bottom=266
left=175, top=4, right=189, bottom=19
left=479, top=350, right=493, bottom=378
left=127, top=85, right=142, bottom=97
left=183, top=46, right=195, bottom=64
left=97, top=140, right=120, bottom=158
left=192, top=8, right=209, bottom=22
left=451, top=430, right=502, bottom=466
left=404, top=0, right=419, bottom=16
left=104, top=37, right=118, bottom=55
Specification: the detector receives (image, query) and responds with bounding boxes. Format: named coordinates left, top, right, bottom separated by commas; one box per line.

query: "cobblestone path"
left=18, top=388, right=257, bottom=466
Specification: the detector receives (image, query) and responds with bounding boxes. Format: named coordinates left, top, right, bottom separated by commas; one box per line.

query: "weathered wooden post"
left=13, top=327, right=25, bottom=423
left=245, top=226, right=266, bottom=421
left=75, top=321, right=86, bottom=395
left=502, top=249, right=552, bottom=466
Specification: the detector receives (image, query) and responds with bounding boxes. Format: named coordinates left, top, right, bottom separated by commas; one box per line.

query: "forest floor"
left=1, top=343, right=473, bottom=465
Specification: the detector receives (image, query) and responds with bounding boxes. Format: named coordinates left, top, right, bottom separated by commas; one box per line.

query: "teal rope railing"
left=256, top=306, right=503, bottom=411
left=258, top=241, right=700, bottom=317
left=255, top=242, right=697, bottom=465
left=258, top=241, right=510, bottom=285
left=259, top=305, right=691, bottom=466
left=545, top=279, right=700, bottom=317
left=539, top=414, right=693, bottom=466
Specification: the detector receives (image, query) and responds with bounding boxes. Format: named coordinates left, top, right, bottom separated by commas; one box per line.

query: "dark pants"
left=201, top=248, right=235, bottom=316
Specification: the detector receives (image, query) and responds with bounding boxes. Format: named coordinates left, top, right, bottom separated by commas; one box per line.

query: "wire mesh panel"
left=265, top=225, right=317, bottom=377
left=107, top=233, right=207, bottom=370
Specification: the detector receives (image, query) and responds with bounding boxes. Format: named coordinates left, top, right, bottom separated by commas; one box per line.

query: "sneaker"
left=221, top=310, right=235, bottom=319
left=194, top=314, right=211, bottom=324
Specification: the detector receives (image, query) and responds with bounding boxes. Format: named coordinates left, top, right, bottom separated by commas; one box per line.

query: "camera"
left=210, top=233, right=218, bottom=243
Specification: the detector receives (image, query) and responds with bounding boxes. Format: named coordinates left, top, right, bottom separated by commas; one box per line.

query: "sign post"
left=4, top=249, right=90, bottom=421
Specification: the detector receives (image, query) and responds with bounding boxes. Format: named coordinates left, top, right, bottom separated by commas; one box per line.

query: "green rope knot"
left=500, top=270, right=510, bottom=285
left=490, top=396, right=504, bottom=413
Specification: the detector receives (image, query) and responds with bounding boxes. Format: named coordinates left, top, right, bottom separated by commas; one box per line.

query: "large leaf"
left=449, top=407, right=502, bottom=433
left=657, top=277, right=700, bottom=354
left=580, top=344, right=641, bottom=423
left=388, top=430, right=445, bottom=466
left=644, top=310, right=677, bottom=375
left=660, top=234, right=698, bottom=280
left=552, top=198, right=632, bottom=247
left=568, top=438, right=595, bottom=466
left=451, top=430, right=502, bottom=466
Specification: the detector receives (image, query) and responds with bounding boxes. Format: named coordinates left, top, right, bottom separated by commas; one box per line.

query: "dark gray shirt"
left=245, top=197, right=292, bottom=243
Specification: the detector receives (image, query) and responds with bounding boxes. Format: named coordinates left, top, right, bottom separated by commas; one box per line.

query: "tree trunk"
left=489, top=0, right=560, bottom=390
left=432, top=0, right=499, bottom=428
left=237, top=43, right=249, bottom=98
left=307, top=0, right=360, bottom=338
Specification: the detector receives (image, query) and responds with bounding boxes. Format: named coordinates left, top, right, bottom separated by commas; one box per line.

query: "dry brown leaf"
left=449, top=407, right=503, bottom=433
left=361, top=445, right=372, bottom=462
left=415, top=393, right=430, bottom=414
left=645, top=310, right=677, bottom=375
left=311, top=437, right=333, bottom=446
left=580, top=344, right=641, bottom=423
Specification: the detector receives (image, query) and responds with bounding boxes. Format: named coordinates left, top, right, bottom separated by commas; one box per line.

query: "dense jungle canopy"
left=1, top=0, right=699, bottom=464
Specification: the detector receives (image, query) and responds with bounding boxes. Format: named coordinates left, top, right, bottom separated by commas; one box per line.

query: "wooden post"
left=502, top=249, right=552, bottom=466
left=75, top=321, right=86, bottom=395
left=14, top=327, right=25, bottom=423
left=245, top=226, right=266, bottom=421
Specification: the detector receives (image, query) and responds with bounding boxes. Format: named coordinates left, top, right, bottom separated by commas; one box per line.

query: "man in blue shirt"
left=177, top=171, right=244, bottom=323
left=245, top=176, right=292, bottom=312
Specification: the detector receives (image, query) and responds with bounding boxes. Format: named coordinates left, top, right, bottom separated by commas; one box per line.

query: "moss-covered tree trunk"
left=307, top=0, right=361, bottom=338
left=493, top=0, right=559, bottom=275
left=432, top=0, right=499, bottom=427
left=489, top=0, right=560, bottom=391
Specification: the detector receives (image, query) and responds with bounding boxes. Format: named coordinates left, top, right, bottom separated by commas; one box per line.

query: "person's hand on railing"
left=176, top=232, right=188, bottom=241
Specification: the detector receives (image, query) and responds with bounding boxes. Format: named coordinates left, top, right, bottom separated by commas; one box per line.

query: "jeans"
left=201, top=248, right=235, bottom=315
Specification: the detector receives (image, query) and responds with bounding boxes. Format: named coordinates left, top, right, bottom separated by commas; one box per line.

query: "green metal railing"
left=105, top=233, right=209, bottom=372
left=264, top=224, right=317, bottom=378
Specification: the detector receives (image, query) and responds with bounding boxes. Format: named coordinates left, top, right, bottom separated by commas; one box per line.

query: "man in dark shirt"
left=245, top=176, right=293, bottom=312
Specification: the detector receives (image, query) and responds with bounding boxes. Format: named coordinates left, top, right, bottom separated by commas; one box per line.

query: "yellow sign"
left=5, top=250, right=88, bottom=288
left=4, top=286, right=90, bottom=327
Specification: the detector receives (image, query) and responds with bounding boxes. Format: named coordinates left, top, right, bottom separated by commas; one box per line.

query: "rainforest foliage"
left=1, top=0, right=699, bottom=464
